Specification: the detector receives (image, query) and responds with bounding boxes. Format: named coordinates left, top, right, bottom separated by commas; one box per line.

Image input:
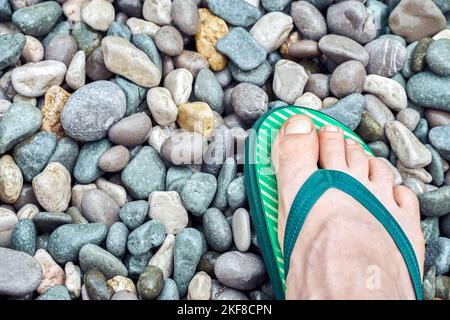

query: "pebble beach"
left=0, top=0, right=450, bottom=300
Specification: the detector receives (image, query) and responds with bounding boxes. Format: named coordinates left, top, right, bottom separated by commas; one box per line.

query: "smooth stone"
left=157, top=278, right=180, bottom=300
left=108, top=113, right=152, bottom=147
left=327, top=1, right=377, bottom=44
left=61, top=81, right=126, bottom=141
left=250, top=12, right=293, bottom=53
left=291, top=1, right=326, bottom=42
left=161, top=130, right=206, bottom=165
left=435, top=275, right=450, bottom=299
left=142, top=0, right=171, bottom=25
left=81, top=189, right=119, bottom=227
left=0, top=0, right=11, bottom=22
left=426, top=144, right=445, bottom=186
left=389, top=0, right=447, bottom=43
left=365, top=38, right=406, bottom=77
left=111, top=290, right=138, bottom=300
left=210, top=279, right=249, bottom=300
left=115, top=77, right=147, bottom=117
left=425, top=237, right=450, bottom=275
left=212, top=158, right=236, bottom=211
left=108, top=21, right=131, bottom=40
left=174, top=228, right=203, bottom=296
left=407, top=72, right=450, bottom=112
left=321, top=93, right=366, bottom=130
left=203, top=208, right=232, bottom=253
left=0, top=247, right=42, bottom=296
left=84, top=269, right=112, bottom=300
left=368, top=141, right=390, bottom=159
left=154, top=26, right=183, bottom=57
left=177, top=102, right=215, bottom=137
left=102, top=36, right=161, bottom=88
left=206, top=0, right=261, bottom=27
left=119, top=200, right=148, bottom=230
left=116, top=0, right=142, bottom=18
left=330, top=60, right=366, bottom=99
left=106, top=222, right=129, bottom=257
left=127, top=220, right=165, bottom=256
left=227, top=176, right=247, bottom=210
left=79, top=243, right=128, bottom=279
left=74, top=139, right=112, bottom=184
left=137, top=265, right=164, bottom=300
left=65, top=262, right=81, bottom=299
left=403, top=177, right=427, bottom=196
left=355, top=111, right=383, bottom=143
left=71, top=184, right=97, bottom=211
left=48, top=222, right=108, bottom=264
left=402, top=41, right=418, bottom=78
left=194, top=69, right=224, bottom=114
left=426, top=109, right=450, bottom=129
left=228, top=60, right=271, bottom=87
left=187, top=271, right=211, bottom=300
left=180, top=173, right=218, bottom=216
left=429, top=125, right=450, bottom=160
left=173, top=50, right=209, bottom=78
left=81, top=0, right=114, bottom=31
left=85, top=47, right=113, bottom=81
left=12, top=132, right=56, bottom=182
left=0, top=33, right=25, bottom=70
left=148, top=234, right=175, bottom=279
left=396, top=108, right=421, bottom=132
left=273, top=59, right=308, bottom=104
left=10, top=219, right=36, bottom=256
left=98, top=145, right=130, bottom=173
left=131, top=33, right=162, bottom=71
left=318, top=34, right=370, bottom=66
left=421, top=217, right=440, bottom=244
left=66, top=51, right=86, bottom=90
left=231, top=83, right=268, bottom=122
left=147, top=87, right=177, bottom=126
left=363, top=75, right=407, bottom=111
left=121, top=146, right=165, bottom=200
left=288, top=39, right=321, bottom=59
left=397, top=161, right=432, bottom=184
left=34, top=248, right=65, bottom=294
left=32, top=211, right=72, bottom=234
left=0, top=155, right=23, bottom=204
left=11, top=60, right=66, bottom=98
left=0, top=209, right=18, bottom=246
left=148, top=191, right=188, bottom=235
left=364, top=94, right=395, bottom=135
left=36, top=285, right=71, bottom=300
left=419, top=187, right=450, bottom=217
left=215, top=251, right=266, bottom=290
left=172, top=0, right=199, bottom=36
left=124, top=251, right=152, bottom=280
left=12, top=2, right=62, bottom=37
left=232, top=208, right=251, bottom=252
left=45, top=34, right=77, bottom=67
left=163, top=68, right=193, bottom=106
left=216, top=27, right=266, bottom=71
left=304, top=75, right=330, bottom=101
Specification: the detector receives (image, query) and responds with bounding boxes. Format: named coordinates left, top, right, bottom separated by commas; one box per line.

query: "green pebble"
left=118, top=200, right=149, bottom=230
left=36, top=234, right=50, bottom=251
left=0, top=0, right=12, bottom=22
left=115, top=76, right=148, bottom=116
left=84, top=269, right=112, bottom=300
left=71, top=22, right=102, bottom=57
left=419, top=187, right=450, bottom=217
left=106, top=222, right=129, bottom=257
left=131, top=33, right=162, bottom=71
left=124, top=251, right=152, bottom=280
left=48, top=137, right=79, bottom=175
left=422, top=266, right=436, bottom=300
left=367, top=140, right=390, bottom=158
left=407, top=72, right=450, bottom=112
left=413, top=118, right=429, bottom=144
left=212, top=157, right=236, bottom=211
left=74, top=138, right=112, bottom=184
left=137, top=265, right=164, bottom=300
left=79, top=244, right=128, bottom=279
left=194, top=68, right=225, bottom=114
left=0, top=33, right=25, bottom=71
left=227, top=176, right=247, bottom=210
left=10, top=219, right=36, bottom=256
left=425, top=144, right=445, bottom=186
left=166, top=166, right=193, bottom=190
left=12, top=1, right=62, bottom=37
left=127, top=220, right=165, bottom=256
left=180, top=173, right=218, bottom=216
left=421, top=217, right=440, bottom=245
left=229, top=60, right=272, bottom=87
left=107, top=21, right=131, bottom=40
left=157, top=279, right=180, bottom=300
left=36, top=285, right=71, bottom=300
left=203, top=208, right=232, bottom=253
left=412, top=38, right=434, bottom=73
left=426, top=39, right=450, bottom=76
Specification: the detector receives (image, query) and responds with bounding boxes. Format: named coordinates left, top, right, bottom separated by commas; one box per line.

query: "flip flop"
left=244, top=106, right=423, bottom=300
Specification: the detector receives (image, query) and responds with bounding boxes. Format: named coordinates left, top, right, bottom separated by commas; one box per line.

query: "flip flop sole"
left=244, top=106, right=374, bottom=300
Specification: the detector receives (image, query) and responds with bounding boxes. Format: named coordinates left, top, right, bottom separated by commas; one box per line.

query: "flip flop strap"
left=283, top=169, right=423, bottom=300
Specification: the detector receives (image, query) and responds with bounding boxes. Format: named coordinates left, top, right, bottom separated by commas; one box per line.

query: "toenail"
left=324, top=125, right=339, bottom=133
left=345, top=138, right=358, bottom=145
left=285, top=118, right=312, bottom=135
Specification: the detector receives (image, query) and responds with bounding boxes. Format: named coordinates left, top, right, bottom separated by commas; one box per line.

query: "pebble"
left=106, top=222, right=129, bottom=257
left=102, top=36, right=161, bottom=88
left=0, top=209, right=17, bottom=246
left=327, top=1, right=376, bottom=45
left=163, top=68, right=193, bottom=106
left=108, top=113, right=152, bottom=147
left=147, top=87, right=178, bottom=126
left=36, top=284, right=71, bottom=300
left=426, top=144, right=445, bottom=186
left=81, top=189, right=119, bottom=228
left=216, top=27, right=266, bottom=71
left=389, top=0, right=447, bottom=43
left=148, top=191, right=188, bottom=235
left=12, top=2, right=62, bottom=37
left=180, top=173, right=218, bottom=216
left=330, top=60, right=366, bottom=99
left=11, top=60, right=66, bottom=98
left=215, top=251, right=266, bottom=290
left=0, top=247, right=42, bottom=296
left=0, top=155, right=23, bottom=204
left=154, top=26, right=183, bottom=57
left=79, top=243, right=128, bottom=279
left=419, top=187, right=450, bottom=217
left=291, top=1, right=326, bottom=42
left=207, top=0, right=261, bottom=27
left=412, top=38, right=434, bottom=73
left=174, top=228, right=203, bottom=297
left=45, top=35, right=77, bottom=67
left=195, top=69, right=224, bottom=114
left=188, top=271, right=211, bottom=300
left=273, top=59, right=308, bottom=104
left=121, top=146, right=165, bottom=199
left=203, top=208, right=233, bottom=253
left=75, top=140, right=112, bottom=184
left=198, top=251, right=220, bottom=277
left=174, top=50, right=209, bottom=78
left=161, top=130, right=206, bottom=165
left=228, top=60, right=272, bottom=87
left=231, top=83, right=268, bottom=122
left=426, top=109, right=450, bottom=129
left=65, top=51, right=86, bottom=90
left=157, top=278, right=179, bottom=300
left=81, top=0, right=114, bottom=31
left=17, top=204, right=39, bottom=221
left=227, top=176, right=247, bottom=210
left=421, top=217, right=440, bottom=244
left=40, top=86, right=70, bottom=138
left=115, top=76, right=147, bottom=117
left=108, top=275, right=136, bottom=294
left=355, top=112, right=383, bottom=143
left=407, top=72, right=450, bottom=112
left=64, top=262, right=81, bottom=299
left=195, top=8, right=228, bottom=72
left=365, top=38, right=406, bottom=77
left=212, top=158, right=237, bottom=211
left=250, top=12, right=293, bottom=53
left=0, top=33, right=25, bottom=70
left=396, top=108, right=421, bottom=132
left=10, top=218, right=36, bottom=257
left=98, top=146, right=130, bottom=173
left=126, top=17, right=160, bottom=37
left=34, top=248, right=65, bottom=294
left=429, top=125, right=450, bottom=160
left=177, top=102, right=215, bottom=138
left=108, top=21, right=131, bottom=40
left=321, top=93, right=366, bottom=130
left=85, top=47, right=113, bottom=81
left=149, top=234, right=175, bottom=279
left=172, top=0, right=199, bottom=36
left=363, top=74, right=407, bottom=111
left=137, top=265, right=164, bottom=300
left=232, top=208, right=251, bottom=252
left=119, top=200, right=148, bottom=230
left=127, top=220, right=165, bottom=256
left=84, top=269, right=112, bottom=300
left=124, top=251, right=152, bottom=280
left=425, top=237, right=450, bottom=275
left=33, top=211, right=72, bottom=234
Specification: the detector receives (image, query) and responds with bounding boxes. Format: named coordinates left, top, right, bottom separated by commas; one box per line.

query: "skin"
left=272, top=115, right=425, bottom=300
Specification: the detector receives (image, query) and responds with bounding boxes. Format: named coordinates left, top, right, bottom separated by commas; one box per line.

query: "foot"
left=271, top=115, right=425, bottom=300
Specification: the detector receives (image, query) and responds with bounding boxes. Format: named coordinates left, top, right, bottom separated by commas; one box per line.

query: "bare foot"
left=271, top=115, right=425, bottom=300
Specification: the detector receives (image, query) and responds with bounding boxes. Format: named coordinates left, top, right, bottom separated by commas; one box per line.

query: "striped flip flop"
left=244, top=106, right=423, bottom=300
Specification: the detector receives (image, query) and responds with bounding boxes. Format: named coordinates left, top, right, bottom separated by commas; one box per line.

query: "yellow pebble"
left=177, top=102, right=215, bottom=138
left=41, top=85, right=71, bottom=138
left=107, top=276, right=137, bottom=294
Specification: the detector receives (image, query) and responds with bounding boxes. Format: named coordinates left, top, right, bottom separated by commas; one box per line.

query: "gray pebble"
left=106, top=222, right=129, bottom=257
left=119, top=200, right=149, bottom=230
left=203, top=208, right=233, bottom=252
left=180, top=173, right=218, bottom=216
left=419, top=187, right=450, bottom=217
left=425, top=237, right=450, bottom=275
left=79, top=243, right=128, bottom=279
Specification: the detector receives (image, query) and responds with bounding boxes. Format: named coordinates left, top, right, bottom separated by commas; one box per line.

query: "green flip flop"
left=244, top=106, right=423, bottom=300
